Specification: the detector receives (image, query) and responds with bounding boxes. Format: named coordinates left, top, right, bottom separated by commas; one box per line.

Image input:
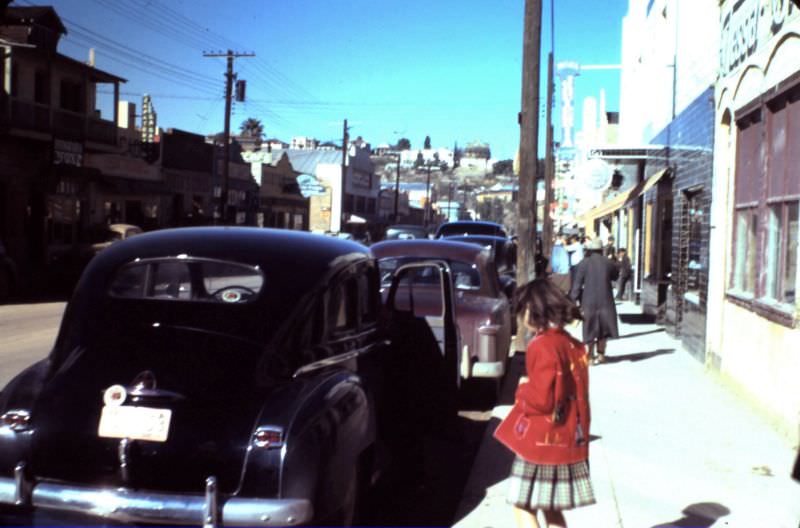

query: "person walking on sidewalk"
left=615, top=248, right=632, bottom=301
left=569, top=238, right=619, bottom=364
left=502, top=279, right=595, bottom=528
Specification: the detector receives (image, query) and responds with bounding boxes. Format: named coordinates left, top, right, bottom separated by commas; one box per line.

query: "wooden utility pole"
left=515, top=0, right=543, bottom=351
left=393, top=153, right=401, bottom=222
left=517, top=0, right=543, bottom=282
left=203, top=50, right=254, bottom=224
left=340, top=119, right=349, bottom=232
left=543, top=51, right=555, bottom=257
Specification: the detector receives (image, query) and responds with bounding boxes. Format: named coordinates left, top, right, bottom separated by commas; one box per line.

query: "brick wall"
left=647, top=87, right=715, bottom=362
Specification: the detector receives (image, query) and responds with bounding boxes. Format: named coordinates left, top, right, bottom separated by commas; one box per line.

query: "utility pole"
left=203, top=49, right=254, bottom=224
left=516, top=0, right=542, bottom=351
left=393, top=152, right=401, bottom=222
left=340, top=119, right=349, bottom=232
left=543, top=51, right=555, bottom=257
left=424, top=162, right=432, bottom=228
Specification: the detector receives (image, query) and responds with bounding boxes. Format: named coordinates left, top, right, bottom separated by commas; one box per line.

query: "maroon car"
left=372, top=239, right=512, bottom=387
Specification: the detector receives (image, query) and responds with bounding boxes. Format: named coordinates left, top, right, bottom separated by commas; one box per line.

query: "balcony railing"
left=87, top=117, right=117, bottom=145
left=9, top=99, right=51, bottom=133
left=53, top=108, right=85, bottom=141
left=2, top=97, right=117, bottom=146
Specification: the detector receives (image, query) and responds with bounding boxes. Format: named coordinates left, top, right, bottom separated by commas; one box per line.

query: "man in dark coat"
left=570, top=238, right=619, bottom=364
left=615, top=248, right=633, bottom=301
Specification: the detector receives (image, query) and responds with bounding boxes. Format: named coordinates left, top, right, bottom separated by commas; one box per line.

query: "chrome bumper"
left=0, top=464, right=312, bottom=527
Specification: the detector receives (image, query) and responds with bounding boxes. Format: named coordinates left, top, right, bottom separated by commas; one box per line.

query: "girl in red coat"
left=506, top=279, right=595, bottom=528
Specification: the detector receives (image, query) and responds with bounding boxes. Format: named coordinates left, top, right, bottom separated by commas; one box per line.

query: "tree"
left=395, top=137, right=411, bottom=150
left=239, top=118, right=264, bottom=145
left=493, top=159, right=514, bottom=175
left=424, top=135, right=431, bottom=149
left=414, top=151, right=425, bottom=168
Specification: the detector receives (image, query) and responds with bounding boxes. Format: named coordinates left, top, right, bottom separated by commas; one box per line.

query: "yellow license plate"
left=98, top=405, right=172, bottom=442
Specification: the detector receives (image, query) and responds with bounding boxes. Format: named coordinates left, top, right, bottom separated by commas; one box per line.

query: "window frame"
left=726, top=83, right=800, bottom=327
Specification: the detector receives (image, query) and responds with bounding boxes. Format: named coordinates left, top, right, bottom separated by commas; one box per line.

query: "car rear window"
left=378, top=257, right=480, bottom=290
left=108, top=257, right=264, bottom=303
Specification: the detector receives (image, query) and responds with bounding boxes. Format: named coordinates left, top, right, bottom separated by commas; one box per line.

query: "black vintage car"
left=0, top=227, right=458, bottom=526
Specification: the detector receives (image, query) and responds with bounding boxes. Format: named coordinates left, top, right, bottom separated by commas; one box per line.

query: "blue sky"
left=23, top=0, right=627, bottom=160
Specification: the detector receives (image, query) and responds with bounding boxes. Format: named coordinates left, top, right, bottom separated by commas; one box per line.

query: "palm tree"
left=239, top=118, right=264, bottom=145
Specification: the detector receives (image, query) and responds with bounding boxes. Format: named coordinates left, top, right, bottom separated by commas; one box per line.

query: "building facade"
left=615, top=0, right=719, bottom=361
left=708, top=0, right=800, bottom=435
left=0, top=6, right=124, bottom=287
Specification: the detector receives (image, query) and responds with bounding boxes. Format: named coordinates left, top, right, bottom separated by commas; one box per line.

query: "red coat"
left=511, top=327, right=591, bottom=464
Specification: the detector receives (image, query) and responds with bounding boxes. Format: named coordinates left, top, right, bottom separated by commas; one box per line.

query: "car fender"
left=242, top=370, right=370, bottom=520
left=0, top=359, right=51, bottom=473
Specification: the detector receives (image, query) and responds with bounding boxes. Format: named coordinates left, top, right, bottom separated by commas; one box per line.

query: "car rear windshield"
left=378, top=257, right=480, bottom=290
left=438, top=224, right=505, bottom=238
left=108, top=257, right=264, bottom=304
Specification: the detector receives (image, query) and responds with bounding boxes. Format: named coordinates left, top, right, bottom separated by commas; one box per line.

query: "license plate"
left=98, top=405, right=172, bottom=442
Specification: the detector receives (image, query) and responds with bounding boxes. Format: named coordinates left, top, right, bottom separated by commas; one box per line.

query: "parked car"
left=0, top=227, right=458, bottom=526
left=0, top=240, right=18, bottom=303
left=371, top=239, right=512, bottom=388
left=435, top=220, right=507, bottom=239
left=384, top=224, right=429, bottom=241
left=439, top=235, right=516, bottom=287
left=48, top=223, right=143, bottom=289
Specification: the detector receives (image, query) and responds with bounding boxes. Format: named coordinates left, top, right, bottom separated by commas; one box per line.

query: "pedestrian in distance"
left=569, top=238, right=619, bottom=364
left=603, top=236, right=616, bottom=260
left=498, top=279, right=595, bottom=528
left=615, top=248, right=633, bottom=301
left=565, top=235, right=584, bottom=284
left=549, top=235, right=571, bottom=295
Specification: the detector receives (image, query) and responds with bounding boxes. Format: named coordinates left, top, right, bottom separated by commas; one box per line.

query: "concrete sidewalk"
left=454, top=301, right=800, bottom=528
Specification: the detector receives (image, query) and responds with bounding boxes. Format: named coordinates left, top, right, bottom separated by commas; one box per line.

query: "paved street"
left=0, top=301, right=65, bottom=389
left=456, top=301, right=800, bottom=528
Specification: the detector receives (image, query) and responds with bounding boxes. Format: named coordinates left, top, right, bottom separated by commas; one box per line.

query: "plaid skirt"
left=507, top=457, right=596, bottom=511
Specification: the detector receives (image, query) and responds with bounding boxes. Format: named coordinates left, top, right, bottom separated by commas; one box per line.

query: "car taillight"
left=252, top=426, right=283, bottom=449
left=1, top=410, right=30, bottom=432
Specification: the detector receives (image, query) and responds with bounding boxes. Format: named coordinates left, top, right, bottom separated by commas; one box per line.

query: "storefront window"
left=732, top=209, right=757, bottom=295
left=782, top=203, right=797, bottom=304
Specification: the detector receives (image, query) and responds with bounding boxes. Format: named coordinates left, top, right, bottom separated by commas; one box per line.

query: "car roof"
left=84, top=227, right=371, bottom=294
left=371, top=238, right=488, bottom=263
left=99, top=226, right=367, bottom=266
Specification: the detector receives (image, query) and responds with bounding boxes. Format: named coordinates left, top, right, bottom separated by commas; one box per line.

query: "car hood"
left=29, top=327, right=272, bottom=494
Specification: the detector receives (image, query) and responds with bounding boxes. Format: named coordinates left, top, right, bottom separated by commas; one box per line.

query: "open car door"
left=381, top=260, right=460, bottom=436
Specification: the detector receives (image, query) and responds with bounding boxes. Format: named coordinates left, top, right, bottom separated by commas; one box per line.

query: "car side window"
left=358, top=266, right=379, bottom=326
left=330, top=277, right=358, bottom=334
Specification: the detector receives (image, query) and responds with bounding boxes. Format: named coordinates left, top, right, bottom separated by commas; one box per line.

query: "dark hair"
left=513, top=278, right=582, bottom=330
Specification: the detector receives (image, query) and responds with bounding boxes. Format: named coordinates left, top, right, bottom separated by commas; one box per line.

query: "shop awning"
left=582, top=168, right=669, bottom=223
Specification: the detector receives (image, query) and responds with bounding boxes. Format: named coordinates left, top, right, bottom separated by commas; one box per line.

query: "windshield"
left=378, top=256, right=480, bottom=290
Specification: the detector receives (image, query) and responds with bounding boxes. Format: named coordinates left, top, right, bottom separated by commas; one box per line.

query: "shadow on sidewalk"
left=601, top=348, right=675, bottom=364
left=618, top=328, right=665, bottom=339
left=650, top=501, right=730, bottom=527
left=619, top=313, right=658, bottom=325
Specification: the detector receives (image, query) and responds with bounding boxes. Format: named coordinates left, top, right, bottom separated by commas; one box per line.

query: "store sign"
left=296, top=174, right=327, bottom=197
left=53, top=139, right=83, bottom=167
left=349, top=169, right=372, bottom=191
left=720, top=0, right=799, bottom=75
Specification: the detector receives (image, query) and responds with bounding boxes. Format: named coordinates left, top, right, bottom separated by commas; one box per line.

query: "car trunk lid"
left=30, top=326, right=268, bottom=494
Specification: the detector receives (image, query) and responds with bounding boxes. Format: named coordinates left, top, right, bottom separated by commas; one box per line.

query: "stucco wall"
left=708, top=1, right=800, bottom=435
